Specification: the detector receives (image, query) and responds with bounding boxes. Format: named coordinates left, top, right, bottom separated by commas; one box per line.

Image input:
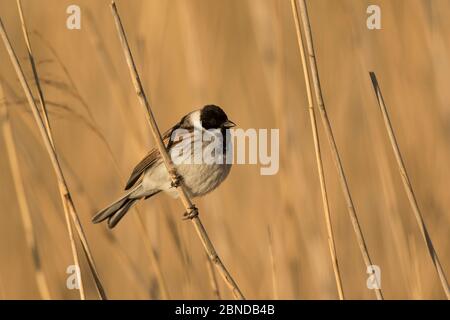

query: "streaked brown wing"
left=124, top=126, right=176, bottom=190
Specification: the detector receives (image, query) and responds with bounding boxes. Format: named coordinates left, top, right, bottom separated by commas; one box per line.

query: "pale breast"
left=177, top=162, right=231, bottom=197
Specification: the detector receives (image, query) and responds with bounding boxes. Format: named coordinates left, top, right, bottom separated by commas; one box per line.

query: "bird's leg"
left=183, top=205, right=199, bottom=220
left=170, top=171, right=183, bottom=188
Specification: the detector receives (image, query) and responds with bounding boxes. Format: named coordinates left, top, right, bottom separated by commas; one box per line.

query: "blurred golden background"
left=0, top=0, right=449, bottom=299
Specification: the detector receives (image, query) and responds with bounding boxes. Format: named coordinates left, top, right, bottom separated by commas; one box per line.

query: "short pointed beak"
left=223, top=120, right=236, bottom=128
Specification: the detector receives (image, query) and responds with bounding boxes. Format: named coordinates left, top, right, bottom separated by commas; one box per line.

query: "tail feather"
left=92, top=188, right=160, bottom=228
left=107, top=199, right=137, bottom=228
left=92, top=188, right=136, bottom=226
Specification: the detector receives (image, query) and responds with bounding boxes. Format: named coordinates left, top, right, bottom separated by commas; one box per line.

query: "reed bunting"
left=92, top=105, right=236, bottom=228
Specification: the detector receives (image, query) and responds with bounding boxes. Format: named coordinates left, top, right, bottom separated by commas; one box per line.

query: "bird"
left=92, top=105, right=236, bottom=228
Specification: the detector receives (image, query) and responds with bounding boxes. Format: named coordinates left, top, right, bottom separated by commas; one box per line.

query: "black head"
left=200, top=105, right=233, bottom=129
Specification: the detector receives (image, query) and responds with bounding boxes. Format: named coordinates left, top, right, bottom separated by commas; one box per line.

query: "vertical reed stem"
left=292, top=0, right=383, bottom=299
left=267, top=227, right=278, bottom=299
left=0, top=15, right=107, bottom=300
left=369, top=71, right=450, bottom=299
left=290, top=0, right=344, bottom=300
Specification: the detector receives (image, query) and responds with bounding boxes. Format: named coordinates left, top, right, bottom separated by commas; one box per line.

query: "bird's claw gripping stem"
left=183, top=205, right=199, bottom=220
left=170, top=172, right=183, bottom=188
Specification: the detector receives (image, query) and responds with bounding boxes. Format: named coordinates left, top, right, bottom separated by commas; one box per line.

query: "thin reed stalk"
left=0, top=16, right=107, bottom=300
left=0, top=277, right=4, bottom=299
left=369, top=72, right=450, bottom=299
left=0, top=84, right=51, bottom=299
left=16, top=0, right=53, bottom=140
left=16, top=0, right=88, bottom=299
left=292, top=0, right=383, bottom=299
left=110, top=1, right=244, bottom=300
left=290, top=0, right=344, bottom=300
left=134, top=215, right=170, bottom=299
left=267, top=227, right=278, bottom=299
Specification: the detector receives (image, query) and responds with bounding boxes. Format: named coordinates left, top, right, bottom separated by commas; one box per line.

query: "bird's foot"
left=183, top=205, right=199, bottom=220
left=170, top=172, right=184, bottom=188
